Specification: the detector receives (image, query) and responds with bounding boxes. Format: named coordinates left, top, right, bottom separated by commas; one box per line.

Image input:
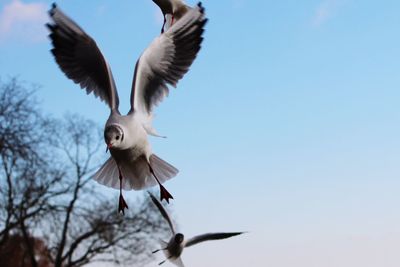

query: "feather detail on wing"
left=184, top=232, right=244, bottom=248
left=92, top=154, right=178, bottom=191
left=129, top=2, right=207, bottom=116
left=149, top=192, right=175, bottom=233
left=91, top=157, right=120, bottom=189
left=47, top=4, right=119, bottom=110
left=152, top=0, right=173, bottom=15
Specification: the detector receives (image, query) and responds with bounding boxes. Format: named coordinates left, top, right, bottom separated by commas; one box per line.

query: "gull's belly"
left=125, top=120, right=151, bottom=155
left=110, top=146, right=145, bottom=164
left=167, top=240, right=184, bottom=258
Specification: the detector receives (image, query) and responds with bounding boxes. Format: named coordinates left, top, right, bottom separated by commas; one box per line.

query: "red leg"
left=171, top=15, right=175, bottom=26
left=149, top=164, right=173, bottom=203
left=118, top=166, right=128, bottom=215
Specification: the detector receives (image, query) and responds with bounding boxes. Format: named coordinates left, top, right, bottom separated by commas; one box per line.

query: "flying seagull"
left=153, top=0, right=190, bottom=33
left=47, top=3, right=207, bottom=214
left=149, top=193, right=244, bottom=266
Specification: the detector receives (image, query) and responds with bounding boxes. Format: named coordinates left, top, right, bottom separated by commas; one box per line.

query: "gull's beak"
left=106, top=143, right=112, bottom=153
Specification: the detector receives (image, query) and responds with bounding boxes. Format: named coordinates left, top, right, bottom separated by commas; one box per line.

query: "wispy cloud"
left=312, top=0, right=344, bottom=27
left=232, top=0, right=245, bottom=9
left=96, top=3, right=108, bottom=17
left=0, top=0, right=47, bottom=43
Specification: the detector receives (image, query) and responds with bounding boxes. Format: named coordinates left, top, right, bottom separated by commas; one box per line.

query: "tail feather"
left=92, top=157, right=120, bottom=189
left=159, top=239, right=168, bottom=247
left=150, top=154, right=179, bottom=184
left=92, top=154, right=178, bottom=191
left=171, top=257, right=185, bottom=267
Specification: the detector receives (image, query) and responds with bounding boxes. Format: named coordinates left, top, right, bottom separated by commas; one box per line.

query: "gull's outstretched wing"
left=153, top=0, right=190, bottom=32
left=184, top=232, right=244, bottom=248
left=129, top=2, right=207, bottom=115
left=47, top=3, right=119, bottom=111
left=153, top=0, right=173, bottom=15
left=149, top=192, right=175, bottom=234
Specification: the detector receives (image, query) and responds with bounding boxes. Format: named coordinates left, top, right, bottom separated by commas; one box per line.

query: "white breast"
left=106, top=113, right=151, bottom=157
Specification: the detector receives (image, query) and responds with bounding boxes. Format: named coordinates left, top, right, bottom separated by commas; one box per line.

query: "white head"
left=104, top=125, right=124, bottom=149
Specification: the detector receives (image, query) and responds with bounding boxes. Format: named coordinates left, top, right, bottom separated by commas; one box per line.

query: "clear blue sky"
left=1, top=0, right=400, bottom=266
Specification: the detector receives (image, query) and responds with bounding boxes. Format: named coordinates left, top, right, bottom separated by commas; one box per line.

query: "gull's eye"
left=116, top=136, right=120, bottom=140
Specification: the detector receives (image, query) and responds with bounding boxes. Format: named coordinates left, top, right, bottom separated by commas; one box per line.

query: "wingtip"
left=197, top=2, right=205, bottom=14
left=45, top=23, right=52, bottom=30
left=148, top=191, right=155, bottom=198
left=224, top=232, right=246, bottom=239
left=51, top=2, right=57, bottom=12
left=148, top=191, right=159, bottom=203
left=49, top=3, right=57, bottom=16
left=227, top=232, right=247, bottom=237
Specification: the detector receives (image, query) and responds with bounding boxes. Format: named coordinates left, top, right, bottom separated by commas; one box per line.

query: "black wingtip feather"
left=45, top=23, right=53, bottom=31
left=148, top=191, right=157, bottom=202
left=46, top=2, right=117, bottom=110
left=49, top=3, right=57, bottom=16
left=197, top=2, right=206, bottom=15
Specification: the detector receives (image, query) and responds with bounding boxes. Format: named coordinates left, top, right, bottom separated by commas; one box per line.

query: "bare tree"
left=0, top=77, right=63, bottom=263
left=0, top=78, right=169, bottom=267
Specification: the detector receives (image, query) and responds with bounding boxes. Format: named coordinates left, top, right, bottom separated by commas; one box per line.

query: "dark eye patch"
left=116, top=136, right=120, bottom=140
